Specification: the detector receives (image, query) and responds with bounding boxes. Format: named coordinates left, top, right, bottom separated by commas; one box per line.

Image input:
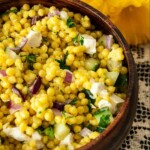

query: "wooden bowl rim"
left=0, top=0, right=138, bottom=149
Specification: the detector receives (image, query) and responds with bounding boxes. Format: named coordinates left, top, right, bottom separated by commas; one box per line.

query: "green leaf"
left=80, top=36, right=84, bottom=45
left=115, top=74, right=127, bottom=92
left=25, top=53, right=36, bottom=69
left=55, top=51, right=70, bottom=70
left=87, top=103, right=92, bottom=112
left=37, top=126, right=44, bottom=134
left=62, top=111, right=66, bottom=117
left=0, top=9, right=18, bottom=17
left=67, top=18, right=75, bottom=28
left=82, top=89, right=95, bottom=104
left=38, top=111, right=42, bottom=114
left=42, top=37, right=48, bottom=43
left=4, top=47, right=8, bottom=52
left=69, top=98, right=77, bottom=105
left=64, top=51, right=68, bottom=64
left=44, top=126, right=54, bottom=139
left=72, top=34, right=79, bottom=44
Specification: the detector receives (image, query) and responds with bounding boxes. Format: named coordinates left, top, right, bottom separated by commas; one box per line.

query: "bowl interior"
left=0, top=0, right=138, bottom=150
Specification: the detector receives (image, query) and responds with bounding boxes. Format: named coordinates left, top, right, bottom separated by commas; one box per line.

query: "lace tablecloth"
left=119, top=44, right=150, bottom=150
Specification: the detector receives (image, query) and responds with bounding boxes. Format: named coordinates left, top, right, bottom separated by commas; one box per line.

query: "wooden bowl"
left=0, top=0, right=138, bottom=150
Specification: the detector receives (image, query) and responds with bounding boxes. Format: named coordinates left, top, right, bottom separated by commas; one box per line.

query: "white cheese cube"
left=27, top=30, right=42, bottom=47
left=90, top=82, right=105, bottom=97
left=82, top=34, right=96, bottom=55
left=60, top=133, right=73, bottom=145
left=60, top=11, right=69, bottom=20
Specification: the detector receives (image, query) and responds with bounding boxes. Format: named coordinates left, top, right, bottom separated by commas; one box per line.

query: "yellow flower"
left=82, top=0, right=150, bottom=45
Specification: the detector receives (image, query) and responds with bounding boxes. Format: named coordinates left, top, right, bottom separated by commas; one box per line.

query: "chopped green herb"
left=80, top=36, right=84, bottom=45
left=72, top=34, right=79, bottom=44
left=87, top=103, right=92, bottom=112
left=94, top=107, right=113, bottom=133
left=62, top=111, right=73, bottom=119
left=115, top=74, right=127, bottom=92
left=56, top=51, right=70, bottom=70
left=67, top=18, right=75, bottom=28
left=44, top=126, right=54, bottom=139
left=0, top=9, right=18, bottom=17
left=82, top=89, right=95, bottom=104
left=37, top=126, right=54, bottom=139
left=37, top=126, right=44, bottom=134
left=62, top=111, right=66, bottom=117
left=69, top=98, right=77, bottom=105
left=25, top=53, right=36, bottom=69
left=72, top=34, right=84, bottom=46
left=26, top=54, right=36, bottom=64
left=42, top=37, right=48, bottom=43
left=86, top=124, right=95, bottom=131
left=4, top=47, right=8, bottom=52
left=38, top=111, right=42, bottom=114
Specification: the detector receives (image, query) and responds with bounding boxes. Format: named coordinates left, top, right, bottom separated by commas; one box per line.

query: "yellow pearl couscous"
left=0, top=4, right=128, bottom=150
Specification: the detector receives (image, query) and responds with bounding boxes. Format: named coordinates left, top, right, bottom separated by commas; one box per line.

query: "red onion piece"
left=0, top=70, right=7, bottom=77
left=52, top=108, right=62, bottom=116
left=54, top=10, right=60, bottom=16
left=53, top=102, right=65, bottom=111
left=99, top=35, right=114, bottom=50
left=12, top=87, right=25, bottom=101
left=7, top=101, right=22, bottom=114
left=65, top=99, right=72, bottom=104
left=29, top=76, right=41, bottom=94
left=9, top=38, right=28, bottom=53
left=64, top=70, right=73, bottom=84
left=19, top=38, right=28, bottom=49
left=31, top=16, right=38, bottom=25
left=48, top=12, right=54, bottom=18
left=106, top=35, right=114, bottom=50
left=48, top=10, right=60, bottom=18
left=9, top=47, right=20, bottom=52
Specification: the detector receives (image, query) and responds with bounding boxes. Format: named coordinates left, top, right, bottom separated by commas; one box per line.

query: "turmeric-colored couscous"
left=0, top=4, right=128, bottom=150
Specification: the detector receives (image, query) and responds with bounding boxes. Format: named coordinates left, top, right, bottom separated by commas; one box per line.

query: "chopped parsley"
left=55, top=51, right=70, bottom=70
left=80, top=36, right=84, bottom=45
left=37, top=126, right=54, bottom=139
left=72, top=34, right=84, bottom=45
left=67, top=18, right=75, bottom=28
left=37, top=126, right=44, bottom=134
left=0, top=9, right=18, bottom=17
left=42, top=37, right=48, bottom=43
left=62, top=111, right=73, bottom=119
left=69, top=98, right=77, bottom=105
left=20, top=54, right=36, bottom=69
left=62, top=111, right=66, bottom=117
left=72, top=34, right=79, bottom=44
left=115, top=74, right=128, bottom=92
left=44, top=126, right=54, bottom=139
left=82, top=89, right=95, bottom=104
left=25, top=53, right=36, bottom=69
